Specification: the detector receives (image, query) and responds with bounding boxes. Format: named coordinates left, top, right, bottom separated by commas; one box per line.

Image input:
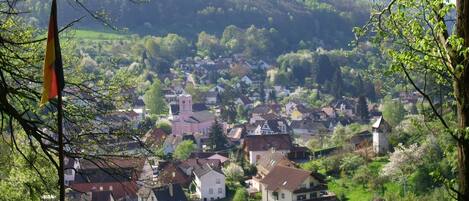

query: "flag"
left=40, top=0, right=64, bottom=106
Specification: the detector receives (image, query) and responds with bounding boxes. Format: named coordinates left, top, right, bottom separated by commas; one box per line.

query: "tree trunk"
left=454, top=79, right=469, bottom=200
left=454, top=1, right=469, bottom=200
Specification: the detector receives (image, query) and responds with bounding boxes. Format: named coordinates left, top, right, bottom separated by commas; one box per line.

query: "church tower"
left=178, top=94, right=193, bottom=119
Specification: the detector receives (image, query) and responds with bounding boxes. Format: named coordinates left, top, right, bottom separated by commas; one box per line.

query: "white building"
left=372, top=116, right=391, bottom=155
left=194, top=164, right=226, bottom=201
left=243, top=134, right=293, bottom=165
left=259, top=165, right=336, bottom=201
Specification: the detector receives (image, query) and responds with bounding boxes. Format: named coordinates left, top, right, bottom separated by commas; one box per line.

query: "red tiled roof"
left=243, top=134, right=293, bottom=152
left=260, top=165, right=311, bottom=191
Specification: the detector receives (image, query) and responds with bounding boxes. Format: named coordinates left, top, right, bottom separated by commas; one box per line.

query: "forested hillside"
left=23, top=0, right=369, bottom=50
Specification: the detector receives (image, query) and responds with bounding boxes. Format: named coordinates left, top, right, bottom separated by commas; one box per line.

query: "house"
left=209, top=84, right=226, bottom=93
left=251, top=104, right=282, bottom=118
left=143, top=184, right=188, bottom=201
left=290, top=120, right=328, bottom=136
left=70, top=157, right=148, bottom=201
left=289, top=104, right=313, bottom=121
left=235, top=96, right=253, bottom=108
left=252, top=119, right=291, bottom=135
left=372, top=116, right=392, bottom=155
left=64, top=157, right=80, bottom=186
left=259, top=165, right=336, bottom=201
left=178, top=158, right=222, bottom=177
left=285, top=101, right=302, bottom=116
left=331, top=98, right=357, bottom=117
left=92, top=191, right=116, bottom=201
left=162, top=134, right=184, bottom=155
left=250, top=150, right=296, bottom=191
left=193, top=163, right=226, bottom=201
left=321, top=106, right=337, bottom=119
left=347, top=130, right=372, bottom=150
left=243, top=134, right=293, bottom=165
left=226, top=126, right=246, bottom=144
left=142, top=128, right=168, bottom=147
left=171, top=94, right=215, bottom=136
left=151, top=160, right=192, bottom=187
left=204, top=91, right=219, bottom=105
left=249, top=113, right=281, bottom=124
left=240, top=75, right=253, bottom=85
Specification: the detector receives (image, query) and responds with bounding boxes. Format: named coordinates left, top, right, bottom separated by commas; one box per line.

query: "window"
left=218, top=188, right=222, bottom=194
left=297, top=194, right=306, bottom=200
left=209, top=188, right=213, bottom=194
left=281, top=193, right=285, bottom=199
left=216, top=178, right=221, bottom=184
left=310, top=192, right=317, bottom=198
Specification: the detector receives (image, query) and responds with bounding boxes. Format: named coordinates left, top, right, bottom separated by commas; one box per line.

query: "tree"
left=174, top=140, right=196, bottom=160
left=356, top=95, right=369, bottom=122
left=361, top=1, right=469, bottom=198
left=382, top=96, right=405, bottom=127
left=156, top=120, right=172, bottom=134
left=143, top=79, right=167, bottom=115
left=328, top=69, right=344, bottom=99
left=207, top=120, right=228, bottom=151
left=223, top=163, right=244, bottom=182
left=229, top=63, right=251, bottom=78
left=315, top=54, right=336, bottom=84
left=0, top=1, right=144, bottom=200
left=196, top=31, right=223, bottom=58
left=339, top=154, right=365, bottom=175
left=232, top=187, right=248, bottom=201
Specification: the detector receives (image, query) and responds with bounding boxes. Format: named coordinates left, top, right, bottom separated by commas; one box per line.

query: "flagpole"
left=57, top=89, right=65, bottom=201
left=52, top=0, right=65, bottom=199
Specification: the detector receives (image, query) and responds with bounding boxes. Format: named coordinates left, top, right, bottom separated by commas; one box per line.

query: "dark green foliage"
left=207, top=120, right=228, bottom=151
left=382, top=97, right=406, bottom=127
left=316, top=54, right=336, bottom=84
left=328, top=69, right=344, bottom=99
left=174, top=140, right=196, bottom=160
left=233, top=187, right=248, bottom=201
left=28, top=0, right=368, bottom=51
left=156, top=120, right=172, bottom=134
left=356, top=96, right=369, bottom=122
left=143, top=34, right=191, bottom=73
left=196, top=31, right=224, bottom=58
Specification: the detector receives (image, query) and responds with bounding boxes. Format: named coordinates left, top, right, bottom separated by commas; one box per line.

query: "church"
left=170, top=94, right=215, bottom=136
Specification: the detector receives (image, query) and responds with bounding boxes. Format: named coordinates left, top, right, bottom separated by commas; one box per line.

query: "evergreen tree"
left=208, top=120, right=228, bottom=151
left=330, top=69, right=343, bottom=99
left=316, top=54, right=335, bottom=84
left=356, top=95, right=369, bottom=122
left=269, top=90, right=277, bottom=103
left=259, top=84, right=266, bottom=103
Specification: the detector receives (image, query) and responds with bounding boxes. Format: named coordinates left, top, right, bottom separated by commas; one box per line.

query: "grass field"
left=328, top=158, right=396, bottom=201
left=73, top=29, right=129, bottom=40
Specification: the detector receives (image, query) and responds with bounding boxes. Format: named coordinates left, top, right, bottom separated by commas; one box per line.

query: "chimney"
left=169, top=183, right=174, bottom=197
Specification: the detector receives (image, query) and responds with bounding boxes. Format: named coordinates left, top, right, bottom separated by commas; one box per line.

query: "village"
left=62, top=55, right=421, bottom=201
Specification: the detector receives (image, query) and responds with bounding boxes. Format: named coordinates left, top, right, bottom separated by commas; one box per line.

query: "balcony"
left=293, top=184, right=328, bottom=194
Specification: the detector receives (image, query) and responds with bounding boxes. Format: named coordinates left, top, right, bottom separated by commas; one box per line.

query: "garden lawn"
left=329, top=177, right=374, bottom=201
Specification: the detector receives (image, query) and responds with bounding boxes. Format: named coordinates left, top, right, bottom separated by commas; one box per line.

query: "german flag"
left=40, top=0, right=64, bottom=106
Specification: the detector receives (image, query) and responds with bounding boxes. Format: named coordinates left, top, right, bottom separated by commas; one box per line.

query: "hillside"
left=24, top=0, right=369, bottom=50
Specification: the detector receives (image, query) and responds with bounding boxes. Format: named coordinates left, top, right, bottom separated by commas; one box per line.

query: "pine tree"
left=330, top=69, right=343, bottom=99
left=208, top=120, right=228, bottom=151
left=356, top=95, right=369, bottom=122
